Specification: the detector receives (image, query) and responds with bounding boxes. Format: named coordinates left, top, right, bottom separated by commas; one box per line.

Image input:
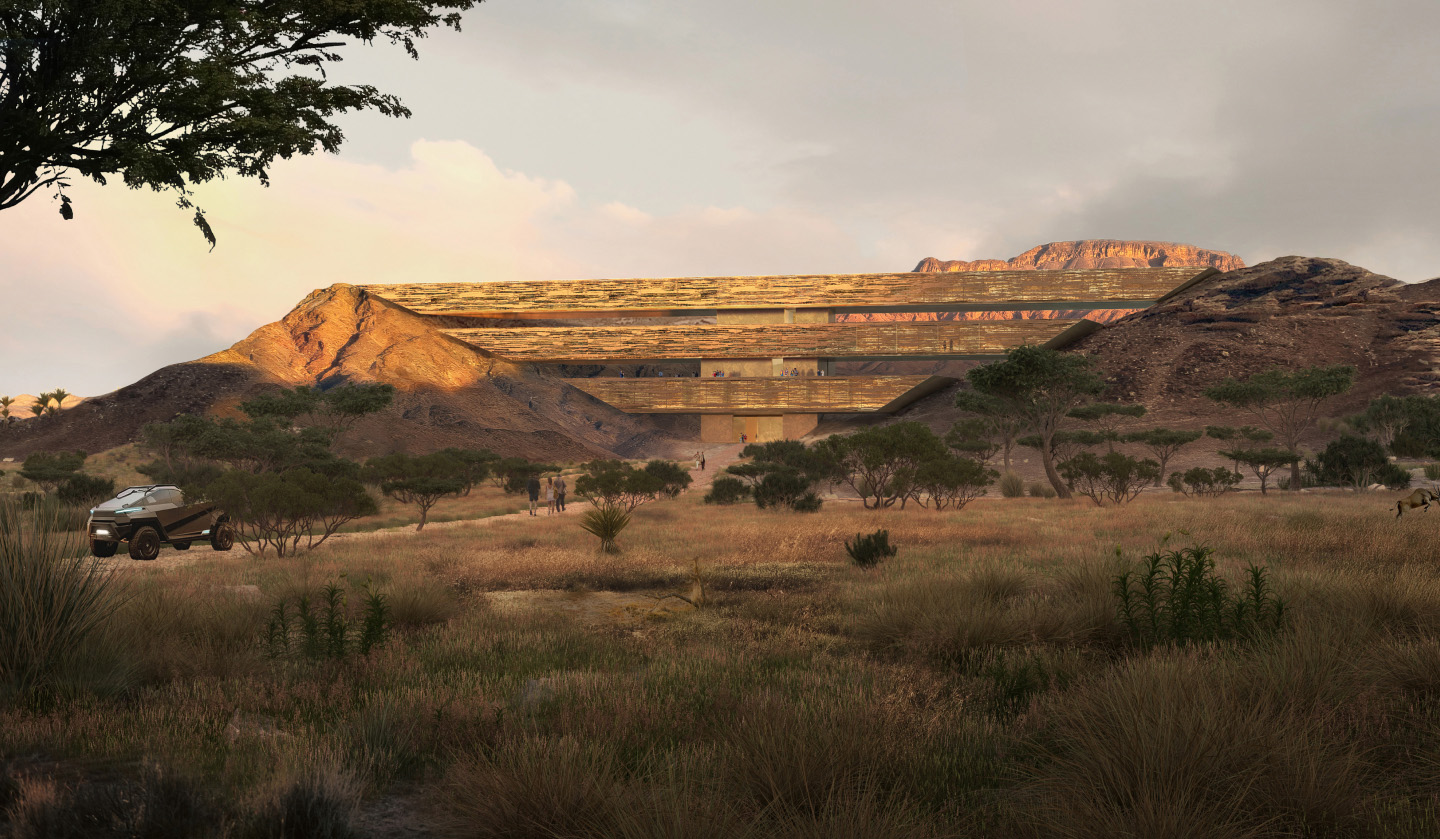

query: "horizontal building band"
left=565, top=375, right=955, bottom=414
left=368, top=267, right=1214, bottom=317
left=444, top=319, right=1099, bottom=362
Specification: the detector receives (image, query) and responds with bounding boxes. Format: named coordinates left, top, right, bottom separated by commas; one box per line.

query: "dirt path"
left=328, top=447, right=748, bottom=542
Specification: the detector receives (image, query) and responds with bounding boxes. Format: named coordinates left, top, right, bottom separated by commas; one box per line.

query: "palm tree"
left=0, top=395, right=12, bottom=426
left=51, top=388, right=70, bottom=409
left=29, top=401, right=45, bottom=419
left=36, top=391, right=57, bottom=418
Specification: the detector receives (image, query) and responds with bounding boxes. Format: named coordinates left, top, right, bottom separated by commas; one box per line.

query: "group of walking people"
left=525, top=473, right=568, bottom=516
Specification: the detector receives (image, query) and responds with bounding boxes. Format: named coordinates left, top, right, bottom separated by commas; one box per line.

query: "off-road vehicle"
left=86, top=485, right=235, bottom=560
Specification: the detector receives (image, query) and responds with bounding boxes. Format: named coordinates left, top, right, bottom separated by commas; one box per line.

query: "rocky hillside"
left=899, top=256, right=1440, bottom=440
left=0, top=285, right=697, bottom=463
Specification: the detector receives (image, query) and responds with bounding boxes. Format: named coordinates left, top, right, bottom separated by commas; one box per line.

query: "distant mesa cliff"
left=913, top=240, right=1245, bottom=274
left=839, top=240, right=1245, bottom=326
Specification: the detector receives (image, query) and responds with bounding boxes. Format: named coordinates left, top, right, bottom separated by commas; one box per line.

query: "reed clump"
left=0, top=494, right=125, bottom=697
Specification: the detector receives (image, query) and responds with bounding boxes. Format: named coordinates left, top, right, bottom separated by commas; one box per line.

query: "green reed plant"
left=1424, top=463, right=1440, bottom=482
left=998, top=471, right=1025, bottom=498
left=1113, top=539, right=1285, bottom=650
left=0, top=494, right=125, bottom=696
left=264, top=578, right=389, bottom=662
left=845, top=529, right=897, bottom=569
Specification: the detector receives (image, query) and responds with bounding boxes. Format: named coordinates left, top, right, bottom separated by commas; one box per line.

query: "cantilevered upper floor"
left=367, top=267, right=1216, bottom=318
left=441, top=319, right=1101, bottom=363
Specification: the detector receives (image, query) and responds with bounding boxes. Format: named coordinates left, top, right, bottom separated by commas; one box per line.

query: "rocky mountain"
left=0, top=285, right=697, bottom=463
left=899, top=256, right=1440, bottom=441
left=841, top=239, right=1245, bottom=328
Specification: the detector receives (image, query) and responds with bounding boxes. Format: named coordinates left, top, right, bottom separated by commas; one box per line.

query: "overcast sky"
left=3, top=0, right=1438, bottom=397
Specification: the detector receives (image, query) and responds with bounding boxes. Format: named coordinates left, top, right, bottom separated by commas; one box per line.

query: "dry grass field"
left=6, top=487, right=1440, bottom=838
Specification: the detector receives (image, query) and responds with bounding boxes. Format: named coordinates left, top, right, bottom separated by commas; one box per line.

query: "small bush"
left=1167, top=467, right=1242, bottom=497
left=790, top=491, right=823, bottom=512
left=998, top=472, right=1025, bottom=498
left=845, top=529, right=897, bottom=569
left=1027, top=481, right=1056, bottom=499
left=1424, top=463, right=1440, bottom=482
left=703, top=475, right=751, bottom=505
left=1114, top=541, right=1285, bottom=650
left=579, top=504, right=632, bottom=553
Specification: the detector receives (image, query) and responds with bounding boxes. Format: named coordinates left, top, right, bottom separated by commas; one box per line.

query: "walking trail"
left=327, top=443, right=747, bottom=542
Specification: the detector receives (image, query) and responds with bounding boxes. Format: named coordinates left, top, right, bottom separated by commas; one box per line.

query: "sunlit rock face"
left=914, top=240, right=1245, bottom=274
left=840, top=240, right=1245, bottom=325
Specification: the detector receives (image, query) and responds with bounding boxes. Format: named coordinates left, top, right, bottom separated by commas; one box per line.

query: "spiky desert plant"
left=0, top=494, right=124, bottom=696
left=0, top=395, right=13, bottom=425
left=579, top=503, right=631, bottom=553
left=845, top=529, right=897, bottom=569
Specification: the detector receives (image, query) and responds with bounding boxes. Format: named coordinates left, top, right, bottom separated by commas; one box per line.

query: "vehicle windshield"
left=92, top=486, right=178, bottom=511
left=94, top=489, right=149, bottom=511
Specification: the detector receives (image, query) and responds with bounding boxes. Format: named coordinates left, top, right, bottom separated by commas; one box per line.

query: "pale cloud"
left=0, top=140, right=867, bottom=396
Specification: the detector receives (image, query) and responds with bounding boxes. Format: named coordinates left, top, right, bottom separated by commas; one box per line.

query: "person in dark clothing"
left=555, top=476, right=567, bottom=512
left=700, top=453, right=706, bottom=470
left=526, top=474, right=541, bottom=516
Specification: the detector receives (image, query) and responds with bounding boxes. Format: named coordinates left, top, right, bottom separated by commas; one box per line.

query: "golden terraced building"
left=368, top=267, right=1215, bottom=443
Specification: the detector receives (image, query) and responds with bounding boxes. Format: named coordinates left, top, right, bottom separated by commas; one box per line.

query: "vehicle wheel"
left=211, top=524, right=235, bottom=552
left=128, top=526, right=161, bottom=561
left=172, top=541, right=191, bottom=551
left=90, top=539, right=117, bottom=558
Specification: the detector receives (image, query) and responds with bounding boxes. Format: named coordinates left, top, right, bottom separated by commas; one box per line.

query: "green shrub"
left=998, top=471, right=1025, bottom=498
left=1424, top=463, right=1440, bottom=482
left=1308, top=435, right=1411, bottom=490
left=579, top=504, right=632, bottom=553
left=1027, top=481, right=1056, bottom=499
left=845, top=529, right=897, bottom=569
left=790, top=491, right=823, bottom=512
left=1114, top=541, right=1285, bottom=650
left=1168, top=467, right=1242, bottom=497
left=704, top=475, right=752, bottom=505
left=753, top=469, right=814, bottom=510
left=1060, top=451, right=1160, bottom=506
left=57, top=474, right=115, bottom=506
left=0, top=494, right=124, bottom=697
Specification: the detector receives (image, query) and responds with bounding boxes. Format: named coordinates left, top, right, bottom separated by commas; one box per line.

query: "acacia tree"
left=1068, top=403, right=1147, bottom=452
left=952, top=390, right=1025, bottom=471
left=1204, top=365, right=1355, bottom=491
left=363, top=452, right=467, bottom=532
left=0, top=0, right=477, bottom=245
left=1344, top=394, right=1411, bottom=453
left=1122, top=429, right=1203, bottom=486
left=968, top=346, right=1105, bottom=499
left=1205, top=425, right=1273, bottom=476
left=1220, top=448, right=1293, bottom=495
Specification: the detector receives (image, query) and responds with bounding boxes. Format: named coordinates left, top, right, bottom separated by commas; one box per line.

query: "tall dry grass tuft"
left=725, top=691, right=900, bottom=817
left=0, top=494, right=126, bottom=697
left=1024, top=650, right=1372, bottom=839
left=436, top=733, right=629, bottom=838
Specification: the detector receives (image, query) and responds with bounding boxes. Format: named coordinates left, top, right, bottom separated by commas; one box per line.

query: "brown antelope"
left=1397, top=488, right=1438, bottom=518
